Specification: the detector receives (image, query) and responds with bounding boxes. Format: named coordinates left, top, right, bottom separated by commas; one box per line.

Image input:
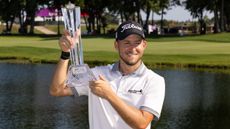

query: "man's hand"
left=59, top=30, right=75, bottom=52
left=89, top=75, right=113, bottom=99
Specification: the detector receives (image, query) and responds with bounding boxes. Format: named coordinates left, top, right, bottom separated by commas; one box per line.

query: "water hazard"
left=0, top=63, right=229, bottom=129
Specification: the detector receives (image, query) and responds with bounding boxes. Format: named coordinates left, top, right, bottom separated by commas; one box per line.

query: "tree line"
left=0, top=0, right=229, bottom=35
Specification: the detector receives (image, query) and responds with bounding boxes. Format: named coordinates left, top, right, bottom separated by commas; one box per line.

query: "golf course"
left=0, top=33, right=230, bottom=73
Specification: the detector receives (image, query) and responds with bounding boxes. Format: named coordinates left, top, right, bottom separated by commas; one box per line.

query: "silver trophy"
left=62, top=3, right=96, bottom=87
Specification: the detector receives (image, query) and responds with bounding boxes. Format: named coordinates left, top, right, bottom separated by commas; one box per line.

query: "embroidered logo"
left=121, top=23, right=142, bottom=33
left=128, top=89, right=143, bottom=94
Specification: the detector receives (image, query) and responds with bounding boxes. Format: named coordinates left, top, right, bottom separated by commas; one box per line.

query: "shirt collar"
left=112, top=61, right=147, bottom=76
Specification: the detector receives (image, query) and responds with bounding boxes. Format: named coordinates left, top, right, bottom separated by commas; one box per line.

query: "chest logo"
left=128, top=89, right=143, bottom=94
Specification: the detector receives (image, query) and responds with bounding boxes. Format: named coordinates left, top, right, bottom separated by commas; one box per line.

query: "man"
left=50, top=21, right=165, bottom=129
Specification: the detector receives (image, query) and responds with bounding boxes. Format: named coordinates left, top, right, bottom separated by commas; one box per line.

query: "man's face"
left=115, top=34, right=147, bottom=66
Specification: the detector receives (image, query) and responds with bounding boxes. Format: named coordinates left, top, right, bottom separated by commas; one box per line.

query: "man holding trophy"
left=50, top=3, right=165, bottom=129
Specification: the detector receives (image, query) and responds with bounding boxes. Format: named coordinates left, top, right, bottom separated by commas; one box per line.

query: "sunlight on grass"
left=0, top=33, right=230, bottom=72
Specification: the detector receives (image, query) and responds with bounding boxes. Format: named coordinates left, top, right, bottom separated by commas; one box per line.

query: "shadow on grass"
left=1, top=32, right=230, bottom=43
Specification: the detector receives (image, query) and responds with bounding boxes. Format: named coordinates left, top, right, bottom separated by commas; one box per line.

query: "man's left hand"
left=89, top=75, right=113, bottom=99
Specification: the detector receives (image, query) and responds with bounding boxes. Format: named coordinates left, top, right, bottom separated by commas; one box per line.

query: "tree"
left=18, top=0, right=27, bottom=34
left=24, top=0, right=37, bottom=34
left=206, top=0, right=220, bottom=33
left=205, top=0, right=230, bottom=32
left=220, top=0, right=224, bottom=31
left=159, top=0, right=170, bottom=34
left=107, top=0, right=142, bottom=23
left=48, top=0, right=62, bottom=35
left=224, top=0, right=230, bottom=31
left=141, top=0, right=161, bottom=34
left=0, top=0, right=22, bottom=34
left=83, top=0, right=109, bottom=34
left=51, top=0, right=68, bottom=35
left=183, top=0, right=209, bottom=34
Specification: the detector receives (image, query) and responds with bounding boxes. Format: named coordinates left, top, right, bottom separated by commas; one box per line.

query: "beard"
left=119, top=53, right=142, bottom=66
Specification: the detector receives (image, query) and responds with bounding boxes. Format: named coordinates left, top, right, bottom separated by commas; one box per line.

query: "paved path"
left=34, top=26, right=57, bottom=35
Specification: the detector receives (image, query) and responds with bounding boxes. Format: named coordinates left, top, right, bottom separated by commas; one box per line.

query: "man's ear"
left=143, top=40, right=147, bottom=49
left=114, top=41, right=118, bottom=50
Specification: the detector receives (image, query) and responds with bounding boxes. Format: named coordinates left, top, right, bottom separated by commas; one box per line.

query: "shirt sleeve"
left=71, top=85, right=89, bottom=96
left=140, top=76, right=165, bottom=119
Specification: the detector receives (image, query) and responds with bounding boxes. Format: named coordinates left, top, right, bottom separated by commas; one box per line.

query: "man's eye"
left=135, top=42, right=141, bottom=45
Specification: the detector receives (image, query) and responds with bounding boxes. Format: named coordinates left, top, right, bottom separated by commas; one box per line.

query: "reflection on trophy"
left=62, top=2, right=96, bottom=87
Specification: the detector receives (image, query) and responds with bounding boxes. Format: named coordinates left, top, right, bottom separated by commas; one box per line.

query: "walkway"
left=34, top=26, right=57, bottom=35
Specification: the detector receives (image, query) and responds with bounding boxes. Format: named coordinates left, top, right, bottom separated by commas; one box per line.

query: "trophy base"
left=66, top=64, right=96, bottom=87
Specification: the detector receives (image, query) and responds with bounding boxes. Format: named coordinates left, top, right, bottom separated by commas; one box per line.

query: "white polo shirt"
left=71, top=62, right=165, bottom=129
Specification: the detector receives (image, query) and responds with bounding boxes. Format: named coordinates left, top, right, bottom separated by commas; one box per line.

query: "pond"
left=0, top=63, right=229, bottom=129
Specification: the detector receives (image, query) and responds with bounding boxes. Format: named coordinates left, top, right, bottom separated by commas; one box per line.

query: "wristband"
left=60, top=51, right=70, bottom=60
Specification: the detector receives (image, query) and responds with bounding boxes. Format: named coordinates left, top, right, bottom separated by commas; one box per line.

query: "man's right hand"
left=59, top=30, right=75, bottom=52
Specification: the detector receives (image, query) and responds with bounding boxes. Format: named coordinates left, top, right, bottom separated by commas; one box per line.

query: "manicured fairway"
left=0, top=33, right=230, bottom=72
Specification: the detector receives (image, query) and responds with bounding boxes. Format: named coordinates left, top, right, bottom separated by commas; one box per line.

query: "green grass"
left=0, top=46, right=59, bottom=63
left=0, top=33, right=230, bottom=73
left=149, top=32, right=230, bottom=43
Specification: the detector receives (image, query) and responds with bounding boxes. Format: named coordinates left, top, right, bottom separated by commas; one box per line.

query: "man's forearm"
left=50, top=59, right=72, bottom=96
left=107, top=92, right=153, bottom=129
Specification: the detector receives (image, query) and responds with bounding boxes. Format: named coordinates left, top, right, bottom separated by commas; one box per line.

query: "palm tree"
left=158, top=0, right=170, bottom=35
left=183, top=0, right=209, bottom=34
left=141, top=0, right=160, bottom=34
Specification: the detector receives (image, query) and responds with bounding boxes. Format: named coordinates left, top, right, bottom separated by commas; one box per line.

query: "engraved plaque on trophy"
left=61, top=2, right=96, bottom=87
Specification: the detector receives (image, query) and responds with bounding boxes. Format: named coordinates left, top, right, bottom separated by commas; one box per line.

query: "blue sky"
left=142, top=5, right=214, bottom=21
